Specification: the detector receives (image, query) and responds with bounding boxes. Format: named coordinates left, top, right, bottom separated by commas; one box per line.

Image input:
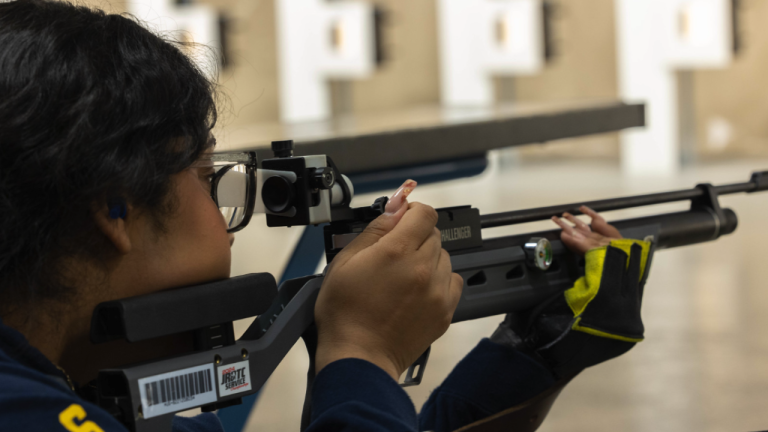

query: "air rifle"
left=90, top=166, right=768, bottom=432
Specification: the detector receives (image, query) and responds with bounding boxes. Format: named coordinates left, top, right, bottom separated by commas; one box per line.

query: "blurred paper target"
left=616, top=0, right=735, bottom=176
left=276, top=0, right=377, bottom=123
left=126, top=0, right=223, bottom=78
left=437, top=0, right=546, bottom=107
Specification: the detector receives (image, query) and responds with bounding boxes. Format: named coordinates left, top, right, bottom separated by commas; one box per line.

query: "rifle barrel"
left=479, top=178, right=761, bottom=229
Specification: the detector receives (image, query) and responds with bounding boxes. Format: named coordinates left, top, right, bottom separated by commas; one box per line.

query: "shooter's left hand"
left=492, top=205, right=653, bottom=380
left=551, top=205, right=623, bottom=255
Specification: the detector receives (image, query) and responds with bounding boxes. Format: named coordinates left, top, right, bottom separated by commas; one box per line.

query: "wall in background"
left=513, top=0, right=620, bottom=160
left=694, top=0, right=768, bottom=159
left=350, top=1, right=441, bottom=113
left=205, top=0, right=280, bottom=127
left=81, top=0, right=768, bottom=159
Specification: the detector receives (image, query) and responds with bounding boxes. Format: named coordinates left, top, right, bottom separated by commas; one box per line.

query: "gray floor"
left=225, top=155, right=768, bottom=432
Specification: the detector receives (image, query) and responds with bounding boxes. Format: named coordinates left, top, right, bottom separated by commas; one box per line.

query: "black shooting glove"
left=492, top=238, right=653, bottom=379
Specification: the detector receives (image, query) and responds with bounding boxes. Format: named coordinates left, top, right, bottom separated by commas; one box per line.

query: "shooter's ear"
left=92, top=199, right=132, bottom=254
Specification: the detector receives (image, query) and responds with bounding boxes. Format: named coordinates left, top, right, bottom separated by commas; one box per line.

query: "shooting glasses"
left=195, top=152, right=258, bottom=233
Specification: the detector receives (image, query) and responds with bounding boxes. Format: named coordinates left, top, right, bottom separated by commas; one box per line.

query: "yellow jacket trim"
left=59, top=404, right=105, bottom=432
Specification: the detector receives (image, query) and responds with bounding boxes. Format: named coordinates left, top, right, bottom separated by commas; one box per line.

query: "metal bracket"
left=749, top=171, right=768, bottom=192
left=691, top=183, right=725, bottom=240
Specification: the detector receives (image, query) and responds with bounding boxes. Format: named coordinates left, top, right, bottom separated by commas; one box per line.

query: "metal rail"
left=238, top=102, right=646, bottom=175
left=480, top=175, right=766, bottom=229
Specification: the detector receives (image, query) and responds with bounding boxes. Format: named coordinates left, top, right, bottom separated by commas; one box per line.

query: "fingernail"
left=385, top=179, right=417, bottom=214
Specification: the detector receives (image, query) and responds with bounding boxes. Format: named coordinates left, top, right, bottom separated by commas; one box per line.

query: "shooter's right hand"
left=314, top=182, right=464, bottom=382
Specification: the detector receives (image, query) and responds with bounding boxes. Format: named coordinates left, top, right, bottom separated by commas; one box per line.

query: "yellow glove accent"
left=563, top=239, right=651, bottom=343
left=571, top=318, right=645, bottom=343
left=609, top=238, right=651, bottom=279
left=565, top=247, right=607, bottom=317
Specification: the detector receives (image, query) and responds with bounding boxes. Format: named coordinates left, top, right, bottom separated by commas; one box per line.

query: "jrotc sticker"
left=217, top=360, right=252, bottom=396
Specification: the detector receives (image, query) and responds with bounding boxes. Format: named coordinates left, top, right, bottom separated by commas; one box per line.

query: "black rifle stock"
left=90, top=171, right=766, bottom=432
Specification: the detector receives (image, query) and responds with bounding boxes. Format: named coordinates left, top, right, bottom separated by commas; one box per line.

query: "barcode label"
left=138, top=364, right=217, bottom=419
left=145, top=369, right=213, bottom=406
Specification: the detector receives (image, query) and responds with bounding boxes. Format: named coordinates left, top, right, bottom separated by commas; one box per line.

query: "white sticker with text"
left=217, top=360, right=252, bottom=396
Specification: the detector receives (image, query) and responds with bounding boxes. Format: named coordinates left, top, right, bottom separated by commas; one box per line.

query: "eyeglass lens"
left=215, top=164, right=249, bottom=230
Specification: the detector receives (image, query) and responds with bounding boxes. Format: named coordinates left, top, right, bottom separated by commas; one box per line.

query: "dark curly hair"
left=0, top=0, right=218, bottom=312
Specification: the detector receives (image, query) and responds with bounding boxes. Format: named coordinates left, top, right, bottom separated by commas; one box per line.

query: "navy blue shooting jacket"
left=0, top=316, right=555, bottom=432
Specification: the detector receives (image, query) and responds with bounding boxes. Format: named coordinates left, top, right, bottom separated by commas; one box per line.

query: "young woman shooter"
left=0, top=1, right=652, bottom=431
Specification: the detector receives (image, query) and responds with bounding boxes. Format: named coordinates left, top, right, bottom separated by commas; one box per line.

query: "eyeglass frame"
left=207, top=152, right=258, bottom=233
